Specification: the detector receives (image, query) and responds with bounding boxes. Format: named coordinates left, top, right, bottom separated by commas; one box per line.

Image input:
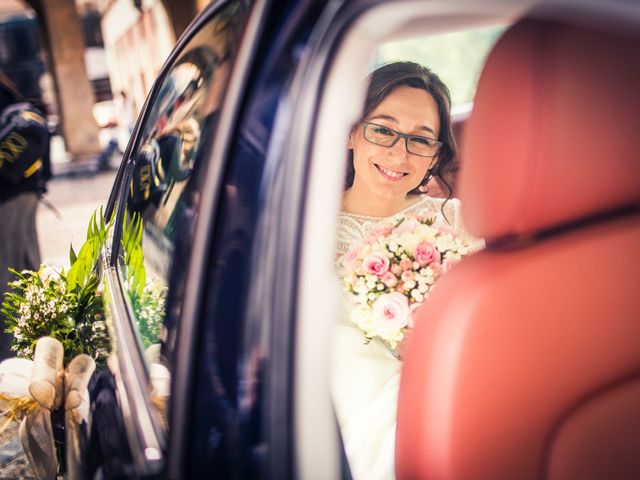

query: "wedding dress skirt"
left=331, top=317, right=401, bottom=480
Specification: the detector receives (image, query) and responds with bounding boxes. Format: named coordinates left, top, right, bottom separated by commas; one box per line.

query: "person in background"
left=0, top=73, right=49, bottom=359
left=96, top=90, right=136, bottom=170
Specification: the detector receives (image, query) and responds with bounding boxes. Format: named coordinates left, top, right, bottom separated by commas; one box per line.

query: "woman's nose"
left=386, top=137, right=408, bottom=162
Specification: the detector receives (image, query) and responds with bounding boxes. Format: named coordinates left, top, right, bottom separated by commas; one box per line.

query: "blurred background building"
left=0, top=0, right=209, bottom=168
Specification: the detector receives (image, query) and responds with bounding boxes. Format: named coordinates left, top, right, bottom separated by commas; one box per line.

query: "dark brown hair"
left=345, top=61, right=457, bottom=197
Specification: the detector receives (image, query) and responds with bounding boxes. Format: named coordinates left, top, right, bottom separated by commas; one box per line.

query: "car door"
left=224, top=2, right=519, bottom=479
left=65, top=1, right=264, bottom=478
left=72, top=0, right=506, bottom=478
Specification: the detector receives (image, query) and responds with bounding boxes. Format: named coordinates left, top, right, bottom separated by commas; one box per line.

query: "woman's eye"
left=374, top=126, right=394, bottom=136
left=410, top=136, right=434, bottom=146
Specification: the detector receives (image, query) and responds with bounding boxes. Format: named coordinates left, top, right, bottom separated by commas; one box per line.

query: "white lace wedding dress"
left=331, top=195, right=480, bottom=480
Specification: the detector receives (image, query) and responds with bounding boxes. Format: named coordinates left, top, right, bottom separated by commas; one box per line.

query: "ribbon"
left=0, top=392, right=38, bottom=439
left=65, top=354, right=96, bottom=480
left=0, top=338, right=98, bottom=479
left=65, top=354, right=96, bottom=424
left=19, top=407, right=57, bottom=479
left=20, top=336, right=64, bottom=480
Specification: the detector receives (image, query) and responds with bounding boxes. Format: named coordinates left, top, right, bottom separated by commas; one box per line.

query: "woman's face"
left=349, top=85, right=440, bottom=201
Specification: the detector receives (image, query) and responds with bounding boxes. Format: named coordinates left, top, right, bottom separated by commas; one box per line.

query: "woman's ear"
left=418, top=169, right=433, bottom=193
left=348, top=128, right=355, bottom=150
left=429, top=154, right=439, bottom=171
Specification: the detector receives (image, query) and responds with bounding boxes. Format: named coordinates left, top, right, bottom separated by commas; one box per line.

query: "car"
left=67, top=0, right=640, bottom=478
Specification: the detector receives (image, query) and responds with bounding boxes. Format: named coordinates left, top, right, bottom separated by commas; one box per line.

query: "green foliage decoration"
left=1, top=208, right=113, bottom=366
left=121, top=211, right=146, bottom=299
left=119, top=211, right=165, bottom=348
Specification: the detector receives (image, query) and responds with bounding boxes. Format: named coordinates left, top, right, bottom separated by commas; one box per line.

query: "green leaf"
left=86, top=211, right=95, bottom=241
left=69, top=244, right=78, bottom=265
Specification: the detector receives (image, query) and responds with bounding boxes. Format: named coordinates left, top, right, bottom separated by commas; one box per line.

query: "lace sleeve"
left=335, top=215, right=363, bottom=259
left=335, top=215, right=380, bottom=263
left=335, top=195, right=484, bottom=264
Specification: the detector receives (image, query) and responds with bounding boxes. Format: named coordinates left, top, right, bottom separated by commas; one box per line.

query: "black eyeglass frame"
left=360, top=121, right=443, bottom=158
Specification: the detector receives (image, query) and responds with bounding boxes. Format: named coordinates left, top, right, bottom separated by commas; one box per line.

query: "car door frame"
left=264, top=1, right=529, bottom=477
left=73, top=0, right=270, bottom=477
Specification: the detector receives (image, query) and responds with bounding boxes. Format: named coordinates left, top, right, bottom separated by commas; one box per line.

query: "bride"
left=332, top=61, right=480, bottom=479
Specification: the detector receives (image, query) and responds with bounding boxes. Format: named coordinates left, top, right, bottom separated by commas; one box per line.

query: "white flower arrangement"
left=1, top=210, right=111, bottom=366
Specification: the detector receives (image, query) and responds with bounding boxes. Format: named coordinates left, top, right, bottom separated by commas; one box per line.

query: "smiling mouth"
left=375, top=163, right=408, bottom=180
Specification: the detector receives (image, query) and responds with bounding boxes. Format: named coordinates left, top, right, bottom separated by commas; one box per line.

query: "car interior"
left=396, top=8, right=640, bottom=480
left=298, top=1, right=640, bottom=479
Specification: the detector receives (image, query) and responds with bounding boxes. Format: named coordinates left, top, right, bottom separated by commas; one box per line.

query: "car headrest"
left=459, top=16, right=640, bottom=241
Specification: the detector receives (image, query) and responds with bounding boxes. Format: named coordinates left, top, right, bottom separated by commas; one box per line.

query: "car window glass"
left=376, top=25, right=505, bottom=110
left=116, top=0, right=247, bottom=423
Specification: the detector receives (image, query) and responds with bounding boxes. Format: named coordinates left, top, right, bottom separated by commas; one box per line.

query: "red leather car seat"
left=396, top=10, right=640, bottom=480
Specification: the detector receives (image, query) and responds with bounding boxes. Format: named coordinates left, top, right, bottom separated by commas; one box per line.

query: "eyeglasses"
left=360, top=121, right=442, bottom=157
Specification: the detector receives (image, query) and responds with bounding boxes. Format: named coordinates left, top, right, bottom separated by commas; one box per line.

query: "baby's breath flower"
left=411, top=289, right=424, bottom=302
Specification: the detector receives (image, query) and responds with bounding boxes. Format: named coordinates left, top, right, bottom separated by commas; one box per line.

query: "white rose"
left=436, top=235, right=455, bottom=252
left=415, top=224, right=437, bottom=240
left=399, top=233, right=419, bottom=253
left=350, top=303, right=374, bottom=330
left=370, top=292, right=410, bottom=335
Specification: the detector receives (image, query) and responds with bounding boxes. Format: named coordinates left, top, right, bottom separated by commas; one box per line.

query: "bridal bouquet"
left=339, top=212, right=470, bottom=353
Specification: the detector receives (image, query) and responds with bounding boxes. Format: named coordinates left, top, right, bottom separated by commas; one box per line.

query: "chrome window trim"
left=101, top=250, right=165, bottom=475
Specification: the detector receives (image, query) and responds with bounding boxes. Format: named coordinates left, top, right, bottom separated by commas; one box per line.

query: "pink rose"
left=408, top=302, right=423, bottom=328
left=401, top=270, right=415, bottom=283
left=427, top=262, right=442, bottom=276
left=414, top=241, right=440, bottom=266
left=381, top=271, right=398, bottom=288
left=363, top=252, right=390, bottom=277
left=347, top=297, right=362, bottom=311
left=442, top=255, right=461, bottom=273
left=371, top=224, right=393, bottom=238
left=343, top=247, right=360, bottom=268
left=437, top=224, right=457, bottom=236
left=391, top=264, right=402, bottom=275
left=371, top=292, right=410, bottom=332
left=400, top=258, right=413, bottom=271
left=394, top=218, right=420, bottom=234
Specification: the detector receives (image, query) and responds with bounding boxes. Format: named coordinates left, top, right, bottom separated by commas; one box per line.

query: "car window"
left=116, top=0, right=248, bottom=422
left=330, top=24, right=503, bottom=480
left=375, top=25, right=505, bottom=110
